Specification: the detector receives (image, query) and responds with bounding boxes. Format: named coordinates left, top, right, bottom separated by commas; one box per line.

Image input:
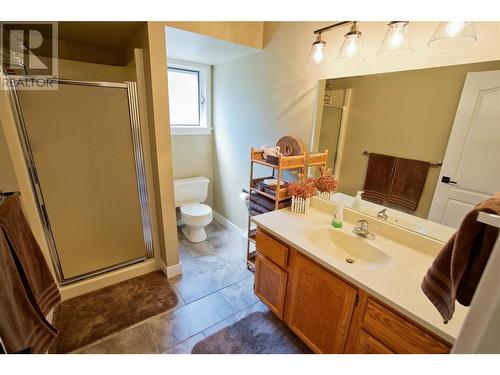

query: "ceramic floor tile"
left=202, top=300, right=270, bottom=337
left=174, top=262, right=250, bottom=303
left=149, top=291, right=235, bottom=352
left=75, top=324, right=159, bottom=354
left=220, top=276, right=259, bottom=312
left=162, top=333, right=205, bottom=354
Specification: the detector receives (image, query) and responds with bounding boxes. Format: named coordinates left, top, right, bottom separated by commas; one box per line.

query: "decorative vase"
left=291, top=196, right=310, bottom=214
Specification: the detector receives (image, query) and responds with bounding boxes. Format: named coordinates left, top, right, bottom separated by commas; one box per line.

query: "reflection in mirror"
left=310, top=60, right=500, bottom=242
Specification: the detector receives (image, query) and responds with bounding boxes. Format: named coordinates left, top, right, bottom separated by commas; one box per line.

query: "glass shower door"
left=11, top=79, right=153, bottom=283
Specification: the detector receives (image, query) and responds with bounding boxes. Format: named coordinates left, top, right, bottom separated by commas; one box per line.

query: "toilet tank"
left=173, top=176, right=209, bottom=207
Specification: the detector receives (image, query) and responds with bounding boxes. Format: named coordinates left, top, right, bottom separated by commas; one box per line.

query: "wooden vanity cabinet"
left=254, top=253, right=287, bottom=319
left=284, top=249, right=357, bottom=353
left=345, top=292, right=450, bottom=354
left=254, top=227, right=452, bottom=354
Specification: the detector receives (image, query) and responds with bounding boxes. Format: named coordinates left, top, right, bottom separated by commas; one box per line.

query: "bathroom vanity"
left=252, top=198, right=467, bottom=354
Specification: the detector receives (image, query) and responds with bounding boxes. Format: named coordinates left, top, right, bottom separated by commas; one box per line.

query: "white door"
left=428, top=70, right=500, bottom=228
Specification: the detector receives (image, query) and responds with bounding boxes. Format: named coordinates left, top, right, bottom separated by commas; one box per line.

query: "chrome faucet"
left=377, top=208, right=388, bottom=220
left=353, top=219, right=375, bottom=240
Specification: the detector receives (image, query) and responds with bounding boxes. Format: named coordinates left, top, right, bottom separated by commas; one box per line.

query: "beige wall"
left=212, top=21, right=500, bottom=229
left=171, top=135, right=214, bottom=206
left=326, top=60, right=500, bottom=218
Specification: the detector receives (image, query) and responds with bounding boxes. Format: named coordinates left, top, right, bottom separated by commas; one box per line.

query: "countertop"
left=251, top=203, right=468, bottom=344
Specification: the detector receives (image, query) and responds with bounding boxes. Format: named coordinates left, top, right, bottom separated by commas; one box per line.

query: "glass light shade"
left=308, top=38, right=328, bottom=65
left=377, top=21, right=413, bottom=56
left=336, top=31, right=364, bottom=62
left=428, top=22, right=477, bottom=49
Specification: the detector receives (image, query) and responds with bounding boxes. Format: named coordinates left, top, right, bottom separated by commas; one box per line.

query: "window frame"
left=167, top=58, right=212, bottom=136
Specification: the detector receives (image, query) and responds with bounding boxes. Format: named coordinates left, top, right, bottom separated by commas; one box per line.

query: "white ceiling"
left=165, top=26, right=260, bottom=65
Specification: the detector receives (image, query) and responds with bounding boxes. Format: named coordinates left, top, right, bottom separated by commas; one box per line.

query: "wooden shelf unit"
left=246, top=148, right=329, bottom=270
left=246, top=148, right=306, bottom=270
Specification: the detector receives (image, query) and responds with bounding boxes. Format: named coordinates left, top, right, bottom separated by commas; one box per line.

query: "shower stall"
left=8, top=78, right=154, bottom=284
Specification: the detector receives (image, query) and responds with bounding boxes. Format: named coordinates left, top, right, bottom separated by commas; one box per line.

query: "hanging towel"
left=387, top=157, right=430, bottom=211
left=0, top=194, right=60, bottom=317
left=362, top=153, right=395, bottom=204
left=0, top=228, right=58, bottom=353
left=421, top=197, right=500, bottom=323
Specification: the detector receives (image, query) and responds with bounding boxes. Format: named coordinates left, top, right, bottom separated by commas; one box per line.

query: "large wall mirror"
left=310, top=60, right=500, bottom=242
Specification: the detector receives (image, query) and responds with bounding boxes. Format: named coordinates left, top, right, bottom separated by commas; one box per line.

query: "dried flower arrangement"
left=315, top=167, right=338, bottom=193
left=287, top=172, right=317, bottom=213
left=287, top=177, right=317, bottom=199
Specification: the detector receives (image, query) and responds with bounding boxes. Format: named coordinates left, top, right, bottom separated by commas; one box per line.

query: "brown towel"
left=0, top=194, right=60, bottom=317
left=0, top=228, right=58, bottom=353
left=421, top=198, right=500, bottom=323
left=250, top=192, right=290, bottom=211
left=362, top=153, right=396, bottom=205
left=387, top=157, right=430, bottom=211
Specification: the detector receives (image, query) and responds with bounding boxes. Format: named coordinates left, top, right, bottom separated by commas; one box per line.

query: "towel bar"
left=362, top=151, right=442, bottom=167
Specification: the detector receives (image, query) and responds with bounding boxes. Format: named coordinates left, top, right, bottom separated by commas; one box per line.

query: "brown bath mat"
left=191, top=311, right=312, bottom=354
left=50, top=271, right=178, bottom=353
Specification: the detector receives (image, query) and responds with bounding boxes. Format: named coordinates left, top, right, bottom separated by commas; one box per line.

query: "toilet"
left=174, top=176, right=213, bottom=242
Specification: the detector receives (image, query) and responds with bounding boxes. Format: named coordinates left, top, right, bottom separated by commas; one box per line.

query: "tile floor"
left=74, top=221, right=268, bottom=354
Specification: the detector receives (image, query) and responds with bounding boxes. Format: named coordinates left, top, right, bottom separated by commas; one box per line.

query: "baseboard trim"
left=59, top=259, right=160, bottom=301
left=213, top=210, right=245, bottom=237
left=160, top=261, right=182, bottom=279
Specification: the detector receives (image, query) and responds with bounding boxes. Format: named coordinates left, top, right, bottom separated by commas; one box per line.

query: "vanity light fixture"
left=308, top=33, right=327, bottom=65
left=428, top=22, right=477, bottom=48
left=377, top=21, right=413, bottom=56
left=336, top=22, right=364, bottom=62
left=308, top=21, right=358, bottom=65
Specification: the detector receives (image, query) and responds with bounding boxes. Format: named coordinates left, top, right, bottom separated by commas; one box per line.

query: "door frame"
left=7, top=77, right=154, bottom=285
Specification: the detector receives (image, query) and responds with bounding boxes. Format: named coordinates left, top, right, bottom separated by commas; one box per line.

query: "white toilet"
left=174, top=176, right=213, bottom=243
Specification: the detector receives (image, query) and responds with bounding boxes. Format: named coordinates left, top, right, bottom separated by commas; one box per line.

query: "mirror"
left=310, top=60, right=500, bottom=242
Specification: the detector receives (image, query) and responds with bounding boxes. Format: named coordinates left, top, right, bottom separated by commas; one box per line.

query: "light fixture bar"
left=313, top=21, right=354, bottom=35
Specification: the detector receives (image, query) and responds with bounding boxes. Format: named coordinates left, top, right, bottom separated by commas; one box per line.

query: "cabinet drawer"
left=255, top=229, right=289, bottom=269
left=362, top=299, right=450, bottom=354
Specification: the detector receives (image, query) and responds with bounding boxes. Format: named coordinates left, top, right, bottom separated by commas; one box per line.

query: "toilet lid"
left=181, top=203, right=212, bottom=218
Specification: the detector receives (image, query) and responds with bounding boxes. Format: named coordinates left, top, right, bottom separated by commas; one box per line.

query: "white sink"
left=307, top=227, right=391, bottom=268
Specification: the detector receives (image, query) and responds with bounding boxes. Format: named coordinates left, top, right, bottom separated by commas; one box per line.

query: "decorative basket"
left=291, top=196, right=310, bottom=214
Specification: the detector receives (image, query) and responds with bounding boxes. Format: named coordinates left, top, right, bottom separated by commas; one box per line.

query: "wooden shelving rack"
left=246, top=148, right=328, bottom=270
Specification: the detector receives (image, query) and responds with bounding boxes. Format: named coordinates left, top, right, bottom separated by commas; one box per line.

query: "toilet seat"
left=180, top=203, right=212, bottom=218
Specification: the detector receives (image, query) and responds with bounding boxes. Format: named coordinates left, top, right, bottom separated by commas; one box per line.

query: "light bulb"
left=378, top=21, right=412, bottom=56
left=312, top=44, right=325, bottom=64
left=445, top=22, right=466, bottom=37
left=388, top=28, right=404, bottom=48
left=345, top=36, right=359, bottom=57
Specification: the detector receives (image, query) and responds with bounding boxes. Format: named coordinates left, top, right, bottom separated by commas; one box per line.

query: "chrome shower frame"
left=7, top=77, right=154, bottom=285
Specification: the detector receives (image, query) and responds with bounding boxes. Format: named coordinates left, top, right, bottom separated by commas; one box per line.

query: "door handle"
left=441, top=176, right=458, bottom=184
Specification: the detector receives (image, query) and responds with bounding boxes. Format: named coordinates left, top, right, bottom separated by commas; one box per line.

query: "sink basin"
left=307, top=227, right=390, bottom=268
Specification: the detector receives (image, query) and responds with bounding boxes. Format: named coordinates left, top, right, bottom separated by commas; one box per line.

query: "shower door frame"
left=8, top=77, right=154, bottom=285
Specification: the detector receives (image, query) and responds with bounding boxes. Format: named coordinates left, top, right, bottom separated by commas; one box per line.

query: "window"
left=167, top=59, right=211, bottom=135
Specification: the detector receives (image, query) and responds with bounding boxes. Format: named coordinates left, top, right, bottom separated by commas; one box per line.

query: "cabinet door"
left=254, top=252, right=287, bottom=319
left=286, top=251, right=357, bottom=353
left=351, top=330, right=394, bottom=354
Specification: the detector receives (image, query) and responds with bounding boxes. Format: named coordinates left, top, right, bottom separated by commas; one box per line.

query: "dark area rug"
left=191, top=311, right=312, bottom=354
left=50, top=271, right=178, bottom=353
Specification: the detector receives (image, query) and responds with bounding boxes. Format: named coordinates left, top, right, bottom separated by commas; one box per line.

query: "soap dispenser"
left=352, top=191, right=363, bottom=211
left=332, top=202, right=343, bottom=228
